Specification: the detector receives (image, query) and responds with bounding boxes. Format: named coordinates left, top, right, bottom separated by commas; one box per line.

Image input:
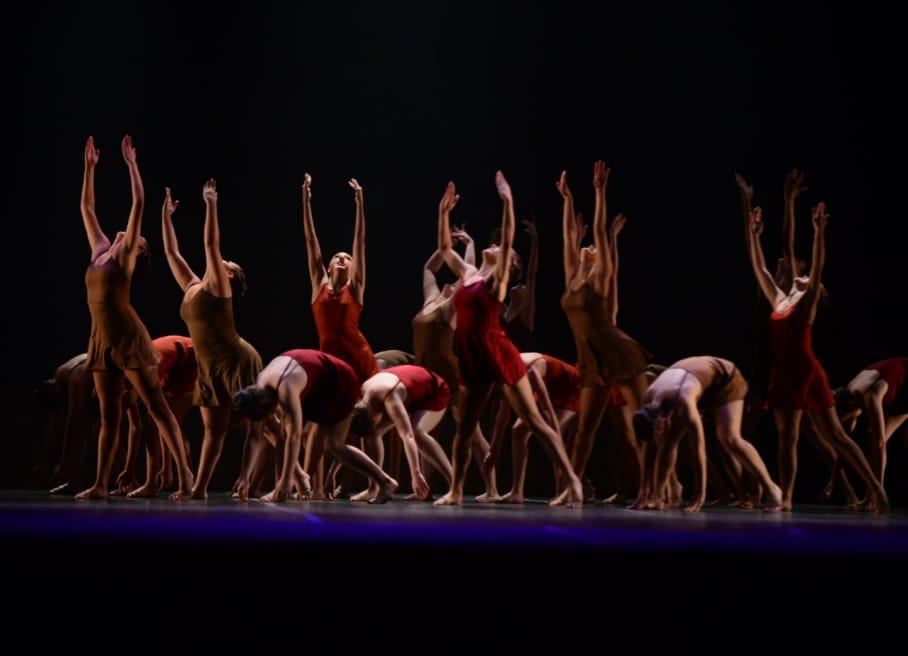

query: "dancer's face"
left=328, top=252, right=353, bottom=279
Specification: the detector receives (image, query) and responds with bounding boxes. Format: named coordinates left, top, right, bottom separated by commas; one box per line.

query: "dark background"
left=3, top=2, right=905, bottom=501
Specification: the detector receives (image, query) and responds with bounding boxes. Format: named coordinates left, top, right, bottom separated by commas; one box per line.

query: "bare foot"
left=549, top=488, right=569, bottom=507
left=351, top=488, right=378, bottom=503
left=370, top=478, right=399, bottom=505
left=433, top=491, right=463, bottom=506
left=498, top=491, right=524, bottom=505
left=75, top=485, right=108, bottom=500
left=762, top=484, right=783, bottom=513
left=476, top=491, right=504, bottom=504
left=127, top=482, right=158, bottom=499
left=599, top=493, right=620, bottom=505
left=190, top=488, right=208, bottom=500
left=403, top=492, right=434, bottom=501
left=308, top=489, right=329, bottom=501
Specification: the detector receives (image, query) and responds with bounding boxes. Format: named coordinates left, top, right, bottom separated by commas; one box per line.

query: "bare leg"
left=324, top=418, right=398, bottom=504
left=714, top=401, right=781, bottom=511
left=124, top=367, right=194, bottom=501
left=773, top=409, right=801, bottom=511
left=502, top=377, right=582, bottom=507
left=75, top=370, right=125, bottom=499
left=500, top=422, right=530, bottom=504
left=810, top=408, right=888, bottom=512
left=190, top=405, right=231, bottom=499
left=436, top=383, right=493, bottom=506
left=351, top=433, right=384, bottom=502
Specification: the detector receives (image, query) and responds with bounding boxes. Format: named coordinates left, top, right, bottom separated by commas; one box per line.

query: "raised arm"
left=805, top=203, right=829, bottom=319
left=520, top=218, right=538, bottom=329
left=491, top=171, right=516, bottom=301
left=160, top=188, right=200, bottom=291
left=591, top=160, right=613, bottom=293
left=782, top=169, right=807, bottom=286
left=201, top=179, right=232, bottom=296
left=349, top=178, right=366, bottom=303
left=607, top=213, right=626, bottom=324
left=557, top=171, right=579, bottom=288
left=437, top=182, right=475, bottom=280
left=119, top=135, right=145, bottom=264
left=451, top=223, right=476, bottom=268
left=301, top=173, right=328, bottom=302
left=746, top=207, right=785, bottom=306
left=422, top=250, right=444, bottom=305
left=80, top=136, right=109, bottom=258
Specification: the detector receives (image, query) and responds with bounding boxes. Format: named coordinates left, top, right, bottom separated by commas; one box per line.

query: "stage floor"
left=2, top=489, right=907, bottom=559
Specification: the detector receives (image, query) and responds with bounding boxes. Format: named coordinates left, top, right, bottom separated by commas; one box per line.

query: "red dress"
left=311, top=284, right=378, bottom=383
left=283, top=349, right=361, bottom=425
left=529, top=355, right=580, bottom=412
left=384, top=365, right=450, bottom=412
left=766, top=305, right=834, bottom=410
left=153, top=336, right=198, bottom=398
left=867, top=358, right=908, bottom=414
left=453, top=280, right=526, bottom=386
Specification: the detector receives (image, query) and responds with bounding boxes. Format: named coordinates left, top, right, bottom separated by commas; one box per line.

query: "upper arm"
left=384, top=392, right=414, bottom=438
left=441, top=248, right=476, bottom=281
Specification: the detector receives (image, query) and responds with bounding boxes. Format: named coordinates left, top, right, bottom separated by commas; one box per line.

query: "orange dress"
left=312, top=284, right=378, bottom=383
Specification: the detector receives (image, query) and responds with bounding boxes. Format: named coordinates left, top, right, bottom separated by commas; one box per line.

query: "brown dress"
left=412, top=306, right=459, bottom=400
left=374, top=350, right=417, bottom=369
left=560, top=283, right=650, bottom=388
left=179, top=288, right=262, bottom=407
left=672, top=356, right=748, bottom=410
left=85, top=257, right=158, bottom=371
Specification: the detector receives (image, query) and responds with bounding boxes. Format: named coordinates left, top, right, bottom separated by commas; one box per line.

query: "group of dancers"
left=32, top=135, right=906, bottom=512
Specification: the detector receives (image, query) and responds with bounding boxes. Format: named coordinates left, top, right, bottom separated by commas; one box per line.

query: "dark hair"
left=348, top=403, right=373, bottom=438
left=632, top=407, right=659, bottom=442
left=632, top=400, right=672, bottom=442
left=833, top=387, right=860, bottom=414
left=233, top=385, right=278, bottom=421
left=228, top=263, right=248, bottom=298
left=135, top=240, right=152, bottom=277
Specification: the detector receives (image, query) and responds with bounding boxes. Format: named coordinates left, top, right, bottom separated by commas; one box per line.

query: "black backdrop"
left=3, top=2, right=905, bottom=500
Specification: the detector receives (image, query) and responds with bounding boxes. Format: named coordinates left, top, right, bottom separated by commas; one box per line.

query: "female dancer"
left=633, top=356, right=783, bottom=512
left=836, top=358, right=908, bottom=491
left=434, top=173, right=582, bottom=507
left=302, top=173, right=378, bottom=383
left=743, top=186, right=887, bottom=511
left=162, top=181, right=263, bottom=499
left=554, top=162, right=651, bottom=506
left=351, top=365, right=453, bottom=500
left=412, top=248, right=502, bottom=500
left=76, top=135, right=193, bottom=500
left=234, top=350, right=397, bottom=503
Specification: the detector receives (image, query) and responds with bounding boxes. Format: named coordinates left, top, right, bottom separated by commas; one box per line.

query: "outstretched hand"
left=163, top=187, right=180, bottom=217
left=592, top=160, right=610, bottom=189
left=120, top=134, right=137, bottom=166
left=302, top=173, right=313, bottom=202
left=495, top=170, right=513, bottom=203
left=84, top=136, right=100, bottom=168
left=749, top=207, right=765, bottom=236
left=812, top=202, right=829, bottom=231
left=203, top=178, right=217, bottom=204
left=784, top=168, right=807, bottom=203
left=439, top=181, right=460, bottom=214
left=609, top=213, right=627, bottom=239
left=451, top=222, right=472, bottom=244
left=348, top=177, right=363, bottom=200
left=556, top=170, right=572, bottom=199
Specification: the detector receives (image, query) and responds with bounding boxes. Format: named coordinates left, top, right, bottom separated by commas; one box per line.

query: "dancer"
left=434, top=173, right=582, bottom=507
left=162, top=181, right=263, bottom=499
left=76, top=135, right=193, bottom=500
